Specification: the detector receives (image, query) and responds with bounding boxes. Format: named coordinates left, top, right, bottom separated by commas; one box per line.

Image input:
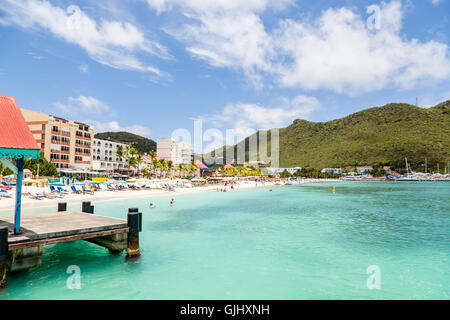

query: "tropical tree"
left=167, top=161, right=173, bottom=177
left=24, top=152, right=57, bottom=177
left=135, top=154, right=143, bottom=176
left=115, top=145, right=125, bottom=162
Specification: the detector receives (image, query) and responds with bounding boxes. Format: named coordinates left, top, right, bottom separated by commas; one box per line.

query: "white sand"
left=0, top=180, right=295, bottom=213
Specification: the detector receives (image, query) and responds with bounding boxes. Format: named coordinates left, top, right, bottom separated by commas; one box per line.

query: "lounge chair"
left=57, top=187, right=69, bottom=194
left=71, top=186, right=82, bottom=194
left=0, top=189, right=13, bottom=198
left=28, top=191, right=44, bottom=200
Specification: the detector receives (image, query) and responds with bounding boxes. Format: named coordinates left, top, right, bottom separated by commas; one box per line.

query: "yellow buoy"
left=332, top=187, right=336, bottom=194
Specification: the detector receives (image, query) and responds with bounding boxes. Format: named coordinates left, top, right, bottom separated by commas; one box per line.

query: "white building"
left=265, top=167, right=302, bottom=176
left=321, top=168, right=343, bottom=175
left=92, top=138, right=128, bottom=172
left=157, top=139, right=192, bottom=165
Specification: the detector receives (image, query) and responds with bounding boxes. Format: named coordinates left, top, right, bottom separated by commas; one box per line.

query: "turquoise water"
left=0, top=182, right=449, bottom=300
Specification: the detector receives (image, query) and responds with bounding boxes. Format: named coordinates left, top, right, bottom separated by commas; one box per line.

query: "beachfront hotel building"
left=20, top=108, right=94, bottom=171
left=92, top=138, right=128, bottom=173
left=264, top=167, right=302, bottom=176
left=321, top=168, right=343, bottom=175
left=157, top=138, right=192, bottom=165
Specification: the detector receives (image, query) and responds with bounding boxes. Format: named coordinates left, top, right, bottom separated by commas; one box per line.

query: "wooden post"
left=128, top=208, right=141, bottom=232
left=58, top=202, right=67, bottom=212
left=0, top=226, right=7, bottom=288
left=126, top=211, right=141, bottom=258
left=82, top=201, right=91, bottom=213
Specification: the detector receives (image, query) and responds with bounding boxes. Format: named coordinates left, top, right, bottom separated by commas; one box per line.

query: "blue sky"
left=1, top=0, right=449, bottom=151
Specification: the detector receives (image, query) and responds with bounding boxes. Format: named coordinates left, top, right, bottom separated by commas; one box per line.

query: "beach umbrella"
left=103, top=181, right=114, bottom=185
left=117, top=180, right=127, bottom=184
left=50, top=183, right=65, bottom=187
left=23, top=177, right=39, bottom=184
left=89, top=181, right=101, bottom=184
left=73, top=182, right=85, bottom=185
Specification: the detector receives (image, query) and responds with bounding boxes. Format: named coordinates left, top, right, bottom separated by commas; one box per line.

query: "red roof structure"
left=194, top=159, right=208, bottom=169
left=0, top=95, right=39, bottom=150
left=224, top=163, right=235, bottom=169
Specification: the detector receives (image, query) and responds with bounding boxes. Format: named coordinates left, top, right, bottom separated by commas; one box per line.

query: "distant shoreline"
left=1, top=178, right=447, bottom=214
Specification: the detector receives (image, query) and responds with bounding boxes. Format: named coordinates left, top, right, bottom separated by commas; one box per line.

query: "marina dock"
left=0, top=202, right=142, bottom=288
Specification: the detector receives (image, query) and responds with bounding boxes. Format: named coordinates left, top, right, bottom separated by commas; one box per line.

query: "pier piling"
left=128, top=208, right=142, bottom=232
left=58, top=202, right=67, bottom=212
left=0, top=227, right=7, bottom=288
left=82, top=201, right=91, bottom=213
left=126, top=210, right=141, bottom=258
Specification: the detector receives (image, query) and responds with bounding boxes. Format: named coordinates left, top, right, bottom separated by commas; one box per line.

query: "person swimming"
left=149, top=203, right=155, bottom=208
left=170, top=198, right=175, bottom=206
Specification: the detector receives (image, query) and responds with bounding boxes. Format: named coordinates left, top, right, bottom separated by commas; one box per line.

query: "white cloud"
left=88, top=120, right=151, bottom=137
left=151, top=0, right=450, bottom=94
left=79, top=64, right=88, bottom=73
left=203, top=94, right=320, bottom=142
left=54, top=96, right=110, bottom=115
left=420, top=90, right=450, bottom=108
left=1, top=0, right=170, bottom=74
left=431, top=0, right=443, bottom=5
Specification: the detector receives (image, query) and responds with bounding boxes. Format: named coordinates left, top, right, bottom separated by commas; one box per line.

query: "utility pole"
left=37, top=163, right=40, bottom=178
left=425, top=158, right=427, bottom=173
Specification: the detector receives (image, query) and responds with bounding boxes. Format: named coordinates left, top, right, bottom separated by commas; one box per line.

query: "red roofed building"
left=0, top=95, right=40, bottom=153
left=224, top=163, right=235, bottom=169
left=0, top=95, right=40, bottom=234
left=194, top=159, right=208, bottom=169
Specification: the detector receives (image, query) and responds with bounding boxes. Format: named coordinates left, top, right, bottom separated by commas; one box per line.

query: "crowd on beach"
left=0, top=176, right=313, bottom=210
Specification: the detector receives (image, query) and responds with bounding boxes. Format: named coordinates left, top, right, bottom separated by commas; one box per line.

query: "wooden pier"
left=0, top=202, right=142, bottom=288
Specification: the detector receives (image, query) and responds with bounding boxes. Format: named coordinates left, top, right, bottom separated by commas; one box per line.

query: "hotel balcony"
left=51, top=149, right=70, bottom=154
left=75, top=160, right=90, bottom=164
left=51, top=140, right=70, bottom=146
left=50, top=159, right=69, bottom=163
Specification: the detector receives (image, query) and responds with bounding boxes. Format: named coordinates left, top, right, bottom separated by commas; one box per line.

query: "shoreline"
left=0, top=180, right=317, bottom=213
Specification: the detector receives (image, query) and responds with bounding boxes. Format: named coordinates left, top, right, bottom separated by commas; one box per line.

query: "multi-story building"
left=92, top=138, right=128, bottom=173
left=264, top=167, right=302, bottom=176
left=157, top=139, right=192, bottom=165
left=321, top=168, right=343, bottom=175
left=20, top=108, right=94, bottom=171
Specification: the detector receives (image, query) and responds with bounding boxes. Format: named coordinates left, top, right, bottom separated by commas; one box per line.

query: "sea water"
left=0, top=181, right=448, bottom=299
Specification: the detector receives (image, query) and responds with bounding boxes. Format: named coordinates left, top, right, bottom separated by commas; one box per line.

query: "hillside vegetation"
left=205, top=101, right=450, bottom=171
left=94, top=131, right=156, bottom=154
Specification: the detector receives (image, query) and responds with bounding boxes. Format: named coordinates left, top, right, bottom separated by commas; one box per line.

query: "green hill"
left=94, top=131, right=156, bottom=154
left=204, top=101, right=450, bottom=171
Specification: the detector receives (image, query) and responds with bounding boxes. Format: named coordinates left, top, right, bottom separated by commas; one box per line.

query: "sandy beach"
left=0, top=180, right=302, bottom=213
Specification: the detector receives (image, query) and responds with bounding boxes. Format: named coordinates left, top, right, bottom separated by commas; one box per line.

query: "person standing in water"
left=149, top=203, right=155, bottom=208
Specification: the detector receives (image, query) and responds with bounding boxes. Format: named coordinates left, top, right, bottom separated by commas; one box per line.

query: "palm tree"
left=135, top=153, right=143, bottom=177
left=127, top=157, right=137, bottom=176
left=177, top=164, right=184, bottom=177
left=159, top=159, right=167, bottom=178
left=148, top=150, right=157, bottom=161
left=167, top=161, right=173, bottom=177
